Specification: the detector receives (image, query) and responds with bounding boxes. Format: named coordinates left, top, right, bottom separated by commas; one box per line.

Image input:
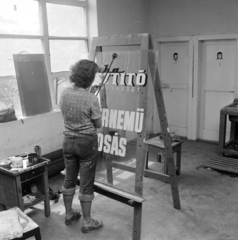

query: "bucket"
left=10, top=157, right=23, bottom=168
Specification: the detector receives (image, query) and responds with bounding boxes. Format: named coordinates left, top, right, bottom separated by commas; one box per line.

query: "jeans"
left=61, top=135, right=98, bottom=202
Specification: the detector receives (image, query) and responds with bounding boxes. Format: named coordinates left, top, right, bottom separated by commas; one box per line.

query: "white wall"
left=96, top=0, right=238, bottom=39
left=149, top=0, right=238, bottom=37
left=97, top=0, right=148, bottom=36
left=0, top=111, right=63, bottom=161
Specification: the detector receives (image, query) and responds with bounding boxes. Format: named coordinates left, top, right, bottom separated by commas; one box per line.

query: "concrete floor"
left=26, top=139, right=238, bottom=240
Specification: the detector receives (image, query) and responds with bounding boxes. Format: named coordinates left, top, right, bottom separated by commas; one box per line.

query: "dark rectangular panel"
left=13, top=54, right=52, bottom=116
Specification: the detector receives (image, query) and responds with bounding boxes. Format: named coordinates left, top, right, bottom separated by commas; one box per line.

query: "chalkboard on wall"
left=13, top=54, right=52, bottom=116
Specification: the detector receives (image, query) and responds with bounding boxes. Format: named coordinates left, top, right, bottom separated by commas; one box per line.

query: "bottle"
left=34, top=146, right=41, bottom=159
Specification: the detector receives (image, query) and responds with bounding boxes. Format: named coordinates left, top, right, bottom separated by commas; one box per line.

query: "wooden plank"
left=94, top=181, right=145, bottom=204
left=230, top=121, right=236, bottom=145
left=144, top=170, right=170, bottom=183
left=0, top=174, right=18, bottom=207
left=15, top=176, right=23, bottom=210
left=148, top=48, right=181, bottom=210
left=60, top=172, right=145, bottom=204
left=43, top=167, right=50, bottom=217
left=112, top=162, right=136, bottom=173
left=133, top=203, right=142, bottom=240
left=90, top=34, right=149, bottom=48
left=218, top=113, right=227, bottom=155
left=88, top=42, right=101, bottom=61
left=97, top=52, right=114, bottom=184
left=135, top=49, right=149, bottom=196
left=145, top=136, right=182, bottom=148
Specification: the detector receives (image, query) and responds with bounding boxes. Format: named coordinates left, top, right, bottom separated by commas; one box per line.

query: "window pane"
left=0, top=76, right=22, bottom=116
left=0, top=39, right=42, bottom=76
left=50, top=40, right=86, bottom=72
left=0, top=0, right=40, bottom=35
left=47, top=3, right=86, bottom=37
left=53, top=76, right=71, bottom=105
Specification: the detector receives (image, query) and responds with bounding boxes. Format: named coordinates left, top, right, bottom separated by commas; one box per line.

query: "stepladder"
left=88, top=33, right=181, bottom=239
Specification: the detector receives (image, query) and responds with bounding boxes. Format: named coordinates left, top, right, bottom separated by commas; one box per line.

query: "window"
left=0, top=0, right=40, bottom=35
left=47, top=3, right=86, bottom=37
left=0, top=0, right=88, bottom=117
left=46, top=2, right=88, bottom=72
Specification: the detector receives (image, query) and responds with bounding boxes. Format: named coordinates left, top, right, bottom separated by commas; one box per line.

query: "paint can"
left=28, top=153, right=39, bottom=165
left=10, top=156, right=23, bottom=168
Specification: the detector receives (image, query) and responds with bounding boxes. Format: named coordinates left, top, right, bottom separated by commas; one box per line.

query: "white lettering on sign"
left=98, top=108, right=145, bottom=156
left=97, top=69, right=147, bottom=87
left=101, top=108, right=144, bottom=133
left=97, top=132, right=127, bottom=157
left=96, top=68, right=147, bottom=156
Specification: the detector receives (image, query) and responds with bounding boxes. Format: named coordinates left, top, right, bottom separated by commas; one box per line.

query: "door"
left=158, top=40, right=191, bottom=138
left=199, top=40, right=236, bottom=141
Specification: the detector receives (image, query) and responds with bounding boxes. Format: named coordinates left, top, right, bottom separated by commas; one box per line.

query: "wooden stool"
left=14, top=207, right=41, bottom=240
left=144, top=136, right=183, bottom=175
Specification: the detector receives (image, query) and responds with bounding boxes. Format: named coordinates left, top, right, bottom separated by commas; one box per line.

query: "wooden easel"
left=89, top=33, right=148, bottom=240
left=88, top=33, right=181, bottom=239
left=146, top=38, right=181, bottom=210
left=89, top=34, right=149, bottom=194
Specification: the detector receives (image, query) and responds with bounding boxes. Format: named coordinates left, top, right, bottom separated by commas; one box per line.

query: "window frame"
left=0, top=0, right=89, bottom=112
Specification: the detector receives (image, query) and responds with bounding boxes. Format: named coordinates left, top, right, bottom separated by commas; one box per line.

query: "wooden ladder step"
left=93, top=181, right=145, bottom=205
left=60, top=172, right=145, bottom=206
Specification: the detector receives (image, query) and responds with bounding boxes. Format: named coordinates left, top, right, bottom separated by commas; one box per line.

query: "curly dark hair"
left=69, top=60, right=99, bottom=88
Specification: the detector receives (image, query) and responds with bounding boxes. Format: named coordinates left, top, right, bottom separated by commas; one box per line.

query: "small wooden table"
left=144, top=136, right=183, bottom=175
left=0, top=158, right=50, bottom=217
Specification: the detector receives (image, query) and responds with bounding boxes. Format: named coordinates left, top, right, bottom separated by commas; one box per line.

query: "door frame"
left=153, top=36, right=194, bottom=139
left=193, top=34, right=238, bottom=141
